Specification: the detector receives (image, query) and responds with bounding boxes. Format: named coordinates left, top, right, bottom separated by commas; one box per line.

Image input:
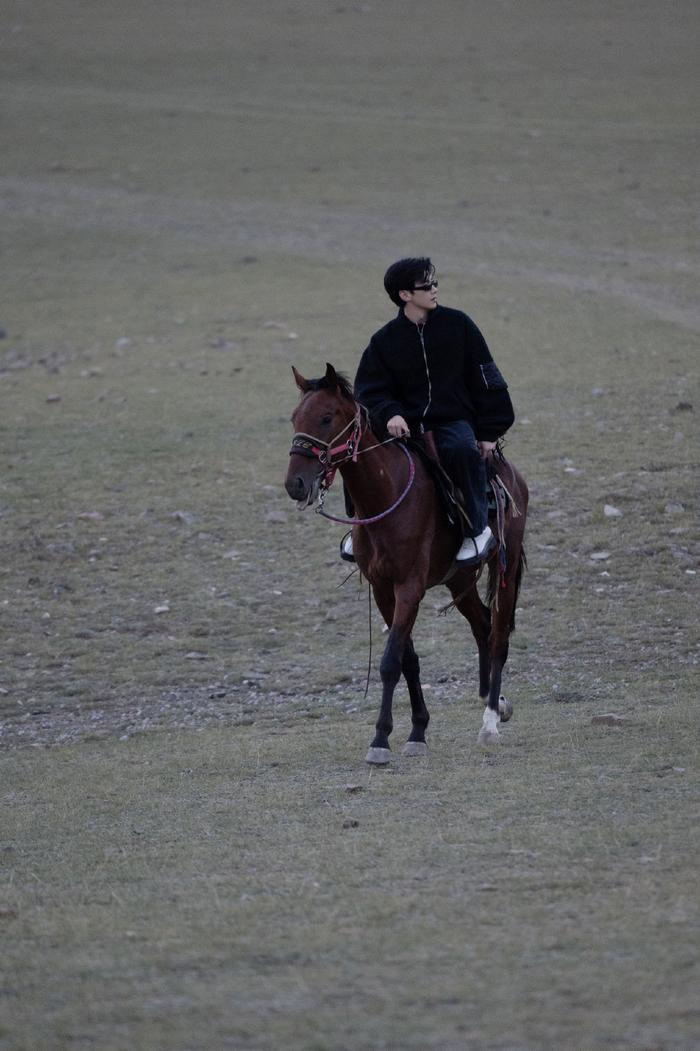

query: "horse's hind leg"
left=401, top=637, right=430, bottom=757
left=478, top=544, right=525, bottom=745
left=449, top=574, right=491, bottom=704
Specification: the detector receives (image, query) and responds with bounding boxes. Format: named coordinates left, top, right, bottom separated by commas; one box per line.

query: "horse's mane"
left=306, top=371, right=355, bottom=401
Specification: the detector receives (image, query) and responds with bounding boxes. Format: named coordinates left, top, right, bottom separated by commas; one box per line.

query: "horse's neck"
left=339, top=433, right=407, bottom=516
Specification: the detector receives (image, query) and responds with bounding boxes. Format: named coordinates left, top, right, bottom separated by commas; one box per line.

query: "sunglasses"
left=413, top=280, right=438, bottom=291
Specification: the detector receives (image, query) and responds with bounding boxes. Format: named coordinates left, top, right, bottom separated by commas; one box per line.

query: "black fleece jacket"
left=354, top=305, right=514, bottom=442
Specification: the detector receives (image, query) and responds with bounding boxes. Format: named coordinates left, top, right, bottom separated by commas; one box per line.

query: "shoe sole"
left=455, top=535, right=497, bottom=566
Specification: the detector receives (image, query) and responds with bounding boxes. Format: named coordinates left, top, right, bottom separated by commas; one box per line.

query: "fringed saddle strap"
left=490, top=476, right=509, bottom=604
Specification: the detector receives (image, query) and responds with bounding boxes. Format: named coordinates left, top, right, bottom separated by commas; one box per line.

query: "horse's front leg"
left=366, top=587, right=421, bottom=765
left=401, top=638, right=430, bottom=757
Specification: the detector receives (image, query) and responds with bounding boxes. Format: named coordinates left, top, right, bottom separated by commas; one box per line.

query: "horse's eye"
left=321, top=414, right=333, bottom=426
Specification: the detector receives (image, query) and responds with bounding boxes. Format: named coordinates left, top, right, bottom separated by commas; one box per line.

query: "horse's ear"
left=292, top=366, right=309, bottom=392
left=324, top=363, right=339, bottom=389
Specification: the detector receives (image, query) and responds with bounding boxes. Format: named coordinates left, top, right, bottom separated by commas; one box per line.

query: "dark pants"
left=432, top=420, right=487, bottom=536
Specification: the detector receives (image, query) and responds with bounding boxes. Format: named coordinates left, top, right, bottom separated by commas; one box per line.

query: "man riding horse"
left=342, top=257, right=514, bottom=566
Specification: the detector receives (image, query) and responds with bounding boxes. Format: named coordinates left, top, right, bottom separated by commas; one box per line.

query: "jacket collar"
left=397, top=304, right=441, bottom=327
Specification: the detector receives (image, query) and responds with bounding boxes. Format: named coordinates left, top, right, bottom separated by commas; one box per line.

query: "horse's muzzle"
left=285, top=462, right=322, bottom=506
left=285, top=472, right=309, bottom=502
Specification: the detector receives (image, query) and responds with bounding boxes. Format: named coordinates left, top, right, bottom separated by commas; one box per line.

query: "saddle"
left=407, top=431, right=510, bottom=539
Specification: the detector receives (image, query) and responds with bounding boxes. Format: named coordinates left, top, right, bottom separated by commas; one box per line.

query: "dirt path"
left=3, top=174, right=699, bottom=333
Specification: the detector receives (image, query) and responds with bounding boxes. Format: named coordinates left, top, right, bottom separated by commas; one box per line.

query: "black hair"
left=383, top=257, right=434, bottom=307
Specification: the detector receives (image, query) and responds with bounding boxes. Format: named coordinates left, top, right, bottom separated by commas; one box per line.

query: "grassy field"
left=1, top=2, right=699, bottom=1048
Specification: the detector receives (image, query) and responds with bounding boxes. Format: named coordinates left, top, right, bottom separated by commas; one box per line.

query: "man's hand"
left=387, top=415, right=410, bottom=438
left=478, top=440, right=496, bottom=457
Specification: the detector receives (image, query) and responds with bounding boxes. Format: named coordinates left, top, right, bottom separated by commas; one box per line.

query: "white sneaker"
left=456, top=526, right=495, bottom=563
left=340, top=533, right=355, bottom=563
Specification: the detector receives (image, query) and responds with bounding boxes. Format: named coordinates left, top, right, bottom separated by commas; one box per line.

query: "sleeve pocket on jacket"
left=480, top=362, right=508, bottom=390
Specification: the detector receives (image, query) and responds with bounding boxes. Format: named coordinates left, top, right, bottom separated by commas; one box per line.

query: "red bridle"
left=289, top=405, right=365, bottom=490
left=289, top=404, right=416, bottom=526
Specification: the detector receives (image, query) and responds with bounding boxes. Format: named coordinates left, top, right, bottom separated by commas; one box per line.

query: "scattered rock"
left=673, top=401, right=693, bottom=413
left=603, top=504, right=622, bottom=517
left=172, top=510, right=195, bottom=526
left=342, top=818, right=360, bottom=829
left=664, top=502, right=684, bottom=515
left=46, top=394, right=61, bottom=403
left=154, top=604, right=170, bottom=615
left=344, top=784, right=364, bottom=794
left=591, top=713, right=629, bottom=726
left=590, top=551, right=611, bottom=561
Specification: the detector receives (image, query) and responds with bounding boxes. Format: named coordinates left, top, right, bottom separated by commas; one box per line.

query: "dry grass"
left=3, top=698, right=699, bottom=1050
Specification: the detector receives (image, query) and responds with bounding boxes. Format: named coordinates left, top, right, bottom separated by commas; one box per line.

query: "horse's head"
left=285, top=362, right=359, bottom=505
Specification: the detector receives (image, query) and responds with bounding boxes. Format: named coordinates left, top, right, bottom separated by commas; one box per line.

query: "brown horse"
left=285, top=363, right=528, bottom=763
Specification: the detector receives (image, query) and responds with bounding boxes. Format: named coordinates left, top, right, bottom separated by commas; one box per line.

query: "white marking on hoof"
left=402, top=741, right=428, bottom=757
left=498, top=695, right=513, bottom=722
left=478, top=707, right=500, bottom=746
left=365, top=747, right=392, bottom=765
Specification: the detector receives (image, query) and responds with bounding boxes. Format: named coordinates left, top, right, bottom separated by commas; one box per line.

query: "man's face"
left=403, top=269, right=438, bottom=311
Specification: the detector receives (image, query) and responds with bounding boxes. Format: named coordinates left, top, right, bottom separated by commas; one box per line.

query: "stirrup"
left=340, top=531, right=355, bottom=563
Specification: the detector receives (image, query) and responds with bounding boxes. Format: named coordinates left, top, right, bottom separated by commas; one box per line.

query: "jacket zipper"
left=416, top=322, right=432, bottom=422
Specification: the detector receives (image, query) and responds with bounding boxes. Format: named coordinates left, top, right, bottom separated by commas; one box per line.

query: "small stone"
left=154, top=604, right=170, bottom=614
left=172, top=510, right=195, bottom=525
left=664, top=502, right=684, bottom=515
left=673, top=401, right=693, bottom=413
left=603, top=504, right=622, bottom=517
left=46, top=394, right=61, bottom=403
left=590, top=551, right=611, bottom=561
left=344, top=784, right=364, bottom=793
left=591, top=713, right=629, bottom=726
left=342, top=819, right=360, bottom=829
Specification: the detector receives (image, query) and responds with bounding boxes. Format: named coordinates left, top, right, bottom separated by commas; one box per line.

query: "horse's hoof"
left=477, top=729, right=500, bottom=747
left=366, top=747, right=392, bottom=765
left=402, top=741, right=428, bottom=757
left=498, top=695, right=513, bottom=722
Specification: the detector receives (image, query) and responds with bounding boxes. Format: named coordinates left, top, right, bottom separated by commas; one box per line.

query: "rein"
left=317, top=442, right=415, bottom=525
left=289, top=406, right=416, bottom=526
